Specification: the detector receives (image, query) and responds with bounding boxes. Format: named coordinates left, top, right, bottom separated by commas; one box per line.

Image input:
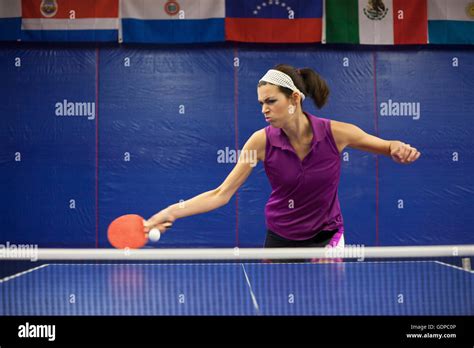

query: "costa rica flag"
left=21, top=0, right=119, bottom=42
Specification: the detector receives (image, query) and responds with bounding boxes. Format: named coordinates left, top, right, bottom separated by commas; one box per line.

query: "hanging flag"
left=428, top=0, right=474, bottom=44
left=120, top=0, right=225, bottom=43
left=324, top=0, right=428, bottom=44
left=225, top=0, right=322, bottom=43
left=21, top=0, right=119, bottom=42
left=0, top=0, right=21, bottom=41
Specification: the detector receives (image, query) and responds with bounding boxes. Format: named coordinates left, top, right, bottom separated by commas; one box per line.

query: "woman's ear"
left=293, top=92, right=301, bottom=103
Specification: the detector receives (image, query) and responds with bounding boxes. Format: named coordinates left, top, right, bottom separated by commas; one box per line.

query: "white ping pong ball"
left=149, top=228, right=161, bottom=242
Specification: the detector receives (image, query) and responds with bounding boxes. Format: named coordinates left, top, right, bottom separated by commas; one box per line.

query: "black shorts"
left=263, top=229, right=339, bottom=263
left=264, top=229, right=338, bottom=248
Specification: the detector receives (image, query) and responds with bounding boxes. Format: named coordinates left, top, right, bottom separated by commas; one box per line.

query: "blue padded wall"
left=1, top=43, right=472, bottom=247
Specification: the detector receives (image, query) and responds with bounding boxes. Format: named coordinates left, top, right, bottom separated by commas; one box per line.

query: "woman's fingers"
left=391, top=142, right=421, bottom=164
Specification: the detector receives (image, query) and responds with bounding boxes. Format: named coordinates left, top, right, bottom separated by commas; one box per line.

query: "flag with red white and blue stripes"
left=120, top=0, right=226, bottom=44
left=21, top=0, right=118, bottom=42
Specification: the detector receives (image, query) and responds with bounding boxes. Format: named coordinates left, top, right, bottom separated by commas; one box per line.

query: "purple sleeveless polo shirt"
left=264, top=112, right=344, bottom=241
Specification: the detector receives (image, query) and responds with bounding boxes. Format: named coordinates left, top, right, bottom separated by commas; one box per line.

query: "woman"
left=144, top=64, right=421, bottom=249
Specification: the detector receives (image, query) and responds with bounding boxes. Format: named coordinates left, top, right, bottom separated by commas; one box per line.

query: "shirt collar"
left=268, top=112, right=323, bottom=151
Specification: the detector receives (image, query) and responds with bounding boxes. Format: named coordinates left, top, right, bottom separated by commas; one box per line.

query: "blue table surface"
left=1, top=261, right=472, bottom=315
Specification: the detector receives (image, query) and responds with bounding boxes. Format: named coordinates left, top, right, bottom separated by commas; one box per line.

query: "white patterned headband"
left=259, top=69, right=305, bottom=101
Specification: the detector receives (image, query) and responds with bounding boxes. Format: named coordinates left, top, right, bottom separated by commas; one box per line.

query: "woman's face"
left=257, top=84, right=294, bottom=128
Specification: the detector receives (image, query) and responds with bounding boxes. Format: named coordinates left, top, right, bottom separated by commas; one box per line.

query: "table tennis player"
left=144, top=64, right=421, bottom=249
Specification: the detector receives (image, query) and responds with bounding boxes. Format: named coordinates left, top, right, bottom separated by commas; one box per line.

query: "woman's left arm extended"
left=331, top=120, right=421, bottom=164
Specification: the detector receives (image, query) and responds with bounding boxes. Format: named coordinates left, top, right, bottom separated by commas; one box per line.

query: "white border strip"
left=30, top=260, right=444, bottom=266
left=0, top=245, right=472, bottom=260
left=434, top=261, right=474, bottom=274
left=0, top=264, right=50, bottom=283
left=22, top=18, right=118, bottom=30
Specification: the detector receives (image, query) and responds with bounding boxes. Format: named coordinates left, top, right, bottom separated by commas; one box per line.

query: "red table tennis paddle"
left=107, top=214, right=147, bottom=249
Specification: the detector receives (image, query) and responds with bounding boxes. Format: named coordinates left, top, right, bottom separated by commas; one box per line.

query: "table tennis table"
left=1, top=260, right=472, bottom=315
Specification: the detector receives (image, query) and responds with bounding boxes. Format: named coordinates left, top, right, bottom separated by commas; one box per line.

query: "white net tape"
left=1, top=245, right=473, bottom=260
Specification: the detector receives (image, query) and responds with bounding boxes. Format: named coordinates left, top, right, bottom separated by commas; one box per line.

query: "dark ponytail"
left=258, top=64, right=330, bottom=109
left=298, top=68, right=329, bottom=109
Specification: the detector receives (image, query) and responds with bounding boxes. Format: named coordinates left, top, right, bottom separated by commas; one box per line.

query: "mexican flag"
left=324, top=0, right=428, bottom=44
